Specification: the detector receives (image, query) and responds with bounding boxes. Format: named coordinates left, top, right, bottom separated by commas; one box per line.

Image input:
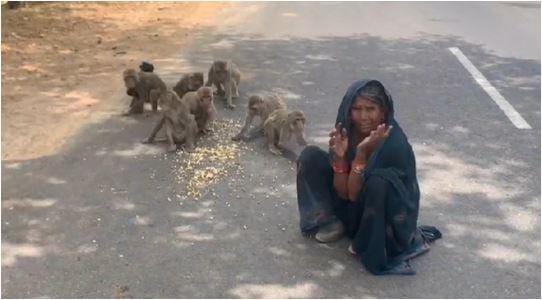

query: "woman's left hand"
left=356, top=124, right=393, bottom=158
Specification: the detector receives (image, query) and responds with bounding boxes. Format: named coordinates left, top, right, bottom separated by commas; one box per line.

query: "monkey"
left=205, top=60, right=241, bottom=109
left=180, top=86, right=216, bottom=134
left=139, top=61, right=154, bottom=73
left=173, top=72, right=204, bottom=99
left=263, top=109, right=308, bottom=155
left=232, top=93, right=286, bottom=141
left=142, top=90, right=198, bottom=152
left=122, top=68, right=167, bottom=114
left=123, top=69, right=144, bottom=114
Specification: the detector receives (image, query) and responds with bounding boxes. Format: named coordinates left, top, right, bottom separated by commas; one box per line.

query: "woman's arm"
left=347, top=152, right=367, bottom=201
left=332, top=156, right=350, bottom=199
left=347, top=124, right=393, bottom=201
left=329, top=123, right=350, bottom=199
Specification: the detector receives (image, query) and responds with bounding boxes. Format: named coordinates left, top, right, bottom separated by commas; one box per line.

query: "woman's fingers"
left=384, top=125, right=393, bottom=137
left=341, top=127, right=348, bottom=139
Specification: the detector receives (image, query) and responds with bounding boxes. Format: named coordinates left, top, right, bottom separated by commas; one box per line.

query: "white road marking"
left=449, top=47, right=532, bottom=129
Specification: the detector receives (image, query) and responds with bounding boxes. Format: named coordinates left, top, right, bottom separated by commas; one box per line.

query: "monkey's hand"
left=232, top=133, right=245, bottom=141
left=167, top=144, right=177, bottom=152
left=182, top=145, right=195, bottom=153
left=225, top=103, right=236, bottom=109
left=269, top=145, right=283, bottom=155
left=141, top=138, right=153, bottom=144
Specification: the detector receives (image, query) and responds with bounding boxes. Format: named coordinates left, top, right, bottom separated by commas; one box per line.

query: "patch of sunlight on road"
left=478, top=243, right=535, bottom=263
left=2, top=243, right=44, bottom=267
left=271, top=87, right=303, bottom=100
left=305, top=54, right=338, bottom=61
left=414, top=143, right=523, bottom=203
left=209, top=39, right=236, bottom=49
left=281, top=12, right=298, bottom=17
left=2, top=198, right=57, bottom=209
left=229, top=282, right=319, bottom=298
left=327, top=259, right=346, bottom=277
left=113, top=143, right=163, bottom=157
left=46, top=177, right=66, bottom=184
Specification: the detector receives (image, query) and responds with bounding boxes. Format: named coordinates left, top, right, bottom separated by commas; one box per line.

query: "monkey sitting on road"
left=143, top=90, right=198, bottom=152
left=263, top=109, right=308, bottom=155
left=173, top=72, right=204, bottom=99
left=205, top=60, right=241, bottom=109
left=122, top=68, right=167, bottom=114
left=139, top=61, right=154, bottom=72
left=232, top=94, right=286, bottom=141
left=180, top=87, right=216, bottom=134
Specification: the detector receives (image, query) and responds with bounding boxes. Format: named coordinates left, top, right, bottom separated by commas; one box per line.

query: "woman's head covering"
left=335, top=79, right=394, bottom=130
left=334, top=80, right=399, bottom=166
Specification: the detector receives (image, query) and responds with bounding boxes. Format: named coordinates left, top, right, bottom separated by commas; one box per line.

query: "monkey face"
left=248, top=96, right=263, bottom=114
left=123, top=69, right=138, bottom=89
left=124, top=77, right=137, bottom=89
left=214, top=61, right=229, bottom=73
left=197, top=87, right=214, bottom=107
left=289, top=111, right=306, bottom=132
left=187, top=73, right=204, bottom=90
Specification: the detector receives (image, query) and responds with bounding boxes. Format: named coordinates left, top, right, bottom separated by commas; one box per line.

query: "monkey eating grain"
left=205, top=60, right=241, bottom=109
left=180, top=86, right=217, bottom=135
left=232, top=93, right=286, bottom=141
left=143, top=90, right=198, bottom=152
left=173, top=72, right=205, bottom=99
left=263, top=109, right=308, bottom=155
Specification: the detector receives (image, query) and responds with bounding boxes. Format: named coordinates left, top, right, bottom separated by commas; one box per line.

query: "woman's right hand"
left=329, top=123, right=348, bottom=159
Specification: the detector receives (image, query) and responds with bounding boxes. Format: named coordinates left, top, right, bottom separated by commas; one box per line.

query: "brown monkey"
left=180, top=86, right=216, bottom=134
left=232, top=94, right=286, bottom=141
left=143, top=90, right=198, bottom=152
left=263, top=109, right=308, bottom=155
left=173, top=72, right=204, bottom=99
left=122, top=68, right=167, bottom=114
left=123, top=69, right=144, bottom=114
left=205, top=60, right=241, bottom=109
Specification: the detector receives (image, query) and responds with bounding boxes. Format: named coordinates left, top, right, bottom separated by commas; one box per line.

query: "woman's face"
left=350, top=96, right=386, bottom=135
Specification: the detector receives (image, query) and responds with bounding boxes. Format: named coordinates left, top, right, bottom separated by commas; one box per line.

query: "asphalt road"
left=2, top=2, right=540, bottom=298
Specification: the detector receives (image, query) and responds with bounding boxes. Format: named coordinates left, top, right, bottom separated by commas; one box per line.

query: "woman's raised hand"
left=329, top=123, right=349, bottom=159
left=356, top=123, right=393, bottom=158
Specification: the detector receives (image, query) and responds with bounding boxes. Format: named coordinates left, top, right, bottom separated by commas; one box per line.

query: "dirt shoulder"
left=1, top=2, right=229, bottom=161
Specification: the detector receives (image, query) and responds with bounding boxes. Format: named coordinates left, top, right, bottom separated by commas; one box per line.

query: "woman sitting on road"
left=296, top=79, right=441, bottom=275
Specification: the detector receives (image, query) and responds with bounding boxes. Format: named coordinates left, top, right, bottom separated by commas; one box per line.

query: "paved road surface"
left=2, top=2, right=540, bottom=298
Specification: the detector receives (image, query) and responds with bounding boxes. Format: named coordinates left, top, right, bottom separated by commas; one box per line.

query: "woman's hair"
left=355, top=81, right=389, bottom=119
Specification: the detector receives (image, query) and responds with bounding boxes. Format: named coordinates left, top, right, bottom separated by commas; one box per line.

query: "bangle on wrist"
left=332, top=162, right=350, bottom=174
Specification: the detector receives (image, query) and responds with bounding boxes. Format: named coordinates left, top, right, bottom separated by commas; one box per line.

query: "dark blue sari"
left=297, top=80, right=441, bottom=275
